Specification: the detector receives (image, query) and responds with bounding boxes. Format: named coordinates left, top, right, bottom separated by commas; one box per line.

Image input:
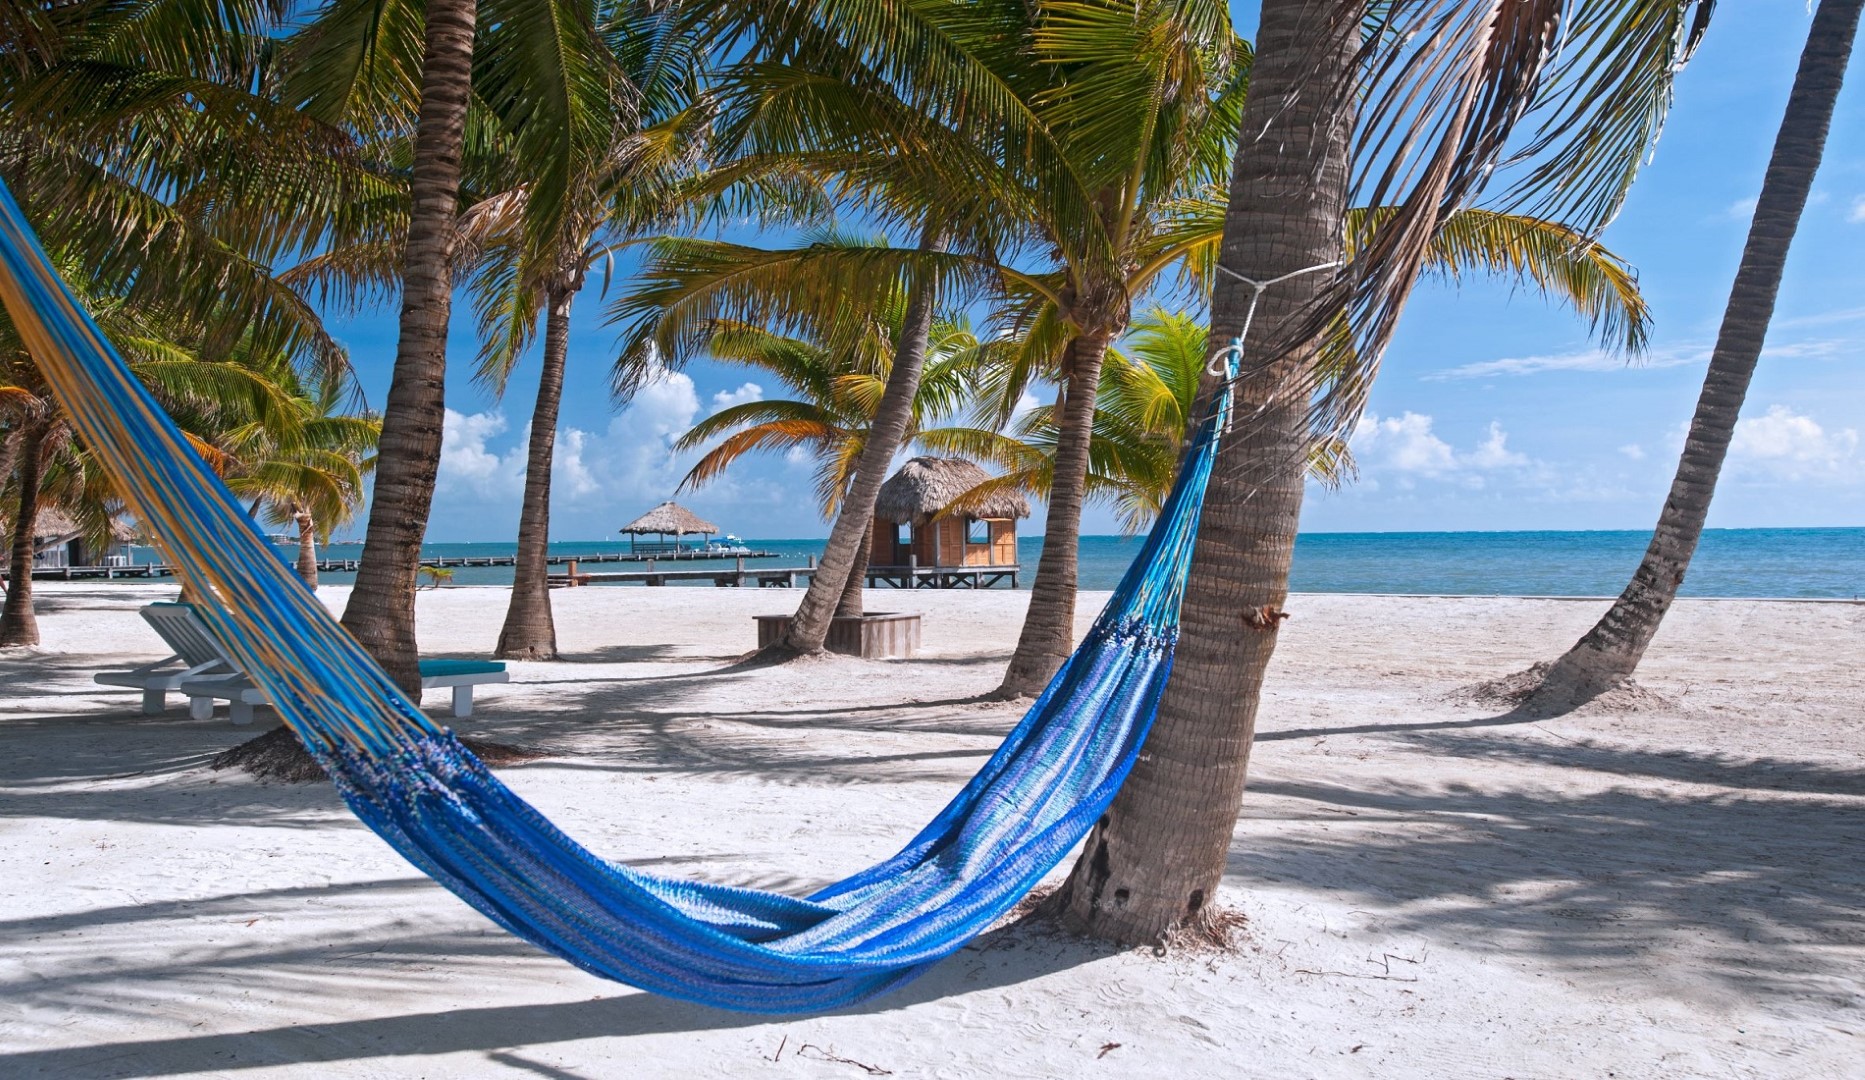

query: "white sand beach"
left=0, top=582, right=1859, bottom=1078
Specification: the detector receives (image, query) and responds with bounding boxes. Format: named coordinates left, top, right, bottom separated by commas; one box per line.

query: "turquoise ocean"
left=276, top=528, right=1863, bottom=598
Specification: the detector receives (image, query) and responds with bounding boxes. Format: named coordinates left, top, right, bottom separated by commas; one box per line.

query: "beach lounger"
left=180, top=656, right=507, bottom=724
left=92, top=603, right=246, bottom=715
left=100, top=603, right=507, bottom=724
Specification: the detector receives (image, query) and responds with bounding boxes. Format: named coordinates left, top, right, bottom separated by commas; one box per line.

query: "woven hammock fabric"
left=0, top=180, right=1228, bottom=1013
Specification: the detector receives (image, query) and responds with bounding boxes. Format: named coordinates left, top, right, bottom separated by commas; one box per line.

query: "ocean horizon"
left=268, top=526, right=1865, bottom=599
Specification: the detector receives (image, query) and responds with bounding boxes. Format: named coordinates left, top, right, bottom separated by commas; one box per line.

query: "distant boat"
left=706, top=534, right=753, bottom=555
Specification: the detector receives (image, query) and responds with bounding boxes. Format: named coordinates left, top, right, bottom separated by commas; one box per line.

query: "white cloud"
left=436, top=368, right=719, bottom=514
left=1618, top=443, right=1646, bottom=461
left=1848, top=196, right=1865, bottom=224
left=1466, top=421, right=1529, bottom=469
left=1728, top=405, right=1860, bottom=481
left=552, top=427, right=599, bottom=499
left=709, top=382, right=764, bottom=414
left=438, top=410, right=512, bottom=492
left=1350, top=413, right=1532, bottom=479
left=1426, top=346, right=1698, bottom=380
left=1354, top=412, right=1456, bottom=473
left=1725, top=196, right=1759, bottom=220
left=1428, top=338, right=1848, bottom=381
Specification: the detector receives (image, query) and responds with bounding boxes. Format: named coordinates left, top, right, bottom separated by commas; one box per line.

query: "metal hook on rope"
left=1205, top=260, right=1343, bottom=378
left=1205, top=260, right=1341, bottom=433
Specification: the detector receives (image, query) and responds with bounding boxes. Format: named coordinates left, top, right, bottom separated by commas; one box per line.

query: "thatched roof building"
left=872, top=457, right=1031, bottom=526
left=620, top=501, right=718, bottom=537
left=22, top=508, right=136, bottom=543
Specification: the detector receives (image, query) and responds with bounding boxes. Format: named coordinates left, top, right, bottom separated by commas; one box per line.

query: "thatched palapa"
left=19, top=508, right=136, bottom=543
left=620, top=501, right=719, bottom=537
left=872, top=458, right=1030, bottom=526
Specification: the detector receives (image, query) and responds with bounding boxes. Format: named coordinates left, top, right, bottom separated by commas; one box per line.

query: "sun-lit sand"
left=1, top=581, right=1859, bottom=1078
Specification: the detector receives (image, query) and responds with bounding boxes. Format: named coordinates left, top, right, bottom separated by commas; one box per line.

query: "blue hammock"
left=0, top=180, right=1230, bottom=1013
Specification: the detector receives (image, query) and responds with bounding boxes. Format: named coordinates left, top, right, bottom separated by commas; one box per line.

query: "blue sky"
left=329, top=1, right=1864, bottom=542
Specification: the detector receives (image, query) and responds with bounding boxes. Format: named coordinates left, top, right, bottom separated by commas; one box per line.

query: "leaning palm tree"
left=1049, top=0, right=1716, bottom=946
left=634, top=0, right=1177, bottom=657
left=1517, top=0, right=1862, bottom=713
left=671, top=309, right=983, bottom=615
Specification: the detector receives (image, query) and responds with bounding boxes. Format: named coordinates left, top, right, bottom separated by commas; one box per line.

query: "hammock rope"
left=0, top=178, right=1236, bottom=1012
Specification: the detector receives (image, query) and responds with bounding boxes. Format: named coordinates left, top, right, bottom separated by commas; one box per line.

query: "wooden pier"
left=550, top=557, right=1021, bottom=589
left=865, top=563, right=1020, bottom=589
left=307, top=549, right=781, bottom=573
left=15, top=548, right=781, bottom=581
left=17, top=553, right=1023, bottom=589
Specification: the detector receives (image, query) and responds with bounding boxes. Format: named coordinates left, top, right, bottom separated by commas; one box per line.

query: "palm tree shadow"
left=0, top=917, right=1111, bottom=1077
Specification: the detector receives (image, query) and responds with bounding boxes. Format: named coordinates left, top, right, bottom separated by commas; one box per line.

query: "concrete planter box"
left=753, top=612, right=922, bottom=659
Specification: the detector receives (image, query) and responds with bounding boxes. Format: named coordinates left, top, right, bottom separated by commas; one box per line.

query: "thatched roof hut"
left=24, top=508, right=136, bottom=543
left=873, top=458, right=1031, bottom=525
left=620, top=501, right=719, bottom=537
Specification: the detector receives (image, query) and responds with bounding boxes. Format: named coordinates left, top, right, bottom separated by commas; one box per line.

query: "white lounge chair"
left=99, top=603, right=508, bottom=724
left=179, top=656, right=509, bottom=724
left=93, top=603, right=248, bottom=716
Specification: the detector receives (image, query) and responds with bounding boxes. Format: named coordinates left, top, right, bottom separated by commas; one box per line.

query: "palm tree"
left=289, top=0, right=625, bottom=685
left=304, top=0, right=480, bottom=690
left=0, top=317, right=338, bottom=644
left=1048, top=0, right=1715, bottom=946
left=626, top=0, right=1186, bottom=656
left=465, top=10, right=708, bottom=661
left=614, top=230, right=989, bottom=647
left=670, top=307, right=981, bottom=614
left=222, top=371, right=381, bottom=590
left=1519, top=0, right=1862, bottom=713
left=0, top=372, right=59, bottom=647
left=938, top=191, right=1657, bottom=534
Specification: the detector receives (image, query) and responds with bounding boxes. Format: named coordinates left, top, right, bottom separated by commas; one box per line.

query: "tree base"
left=1026, top=885, right=1248, bottom=955
left=210, top=724, right=544, bottom=783
left=753, top=612, right=922, bottom=659
left=494, top=642, right=558, bottom=662
left=1452, top=661, right=1677, bottom=718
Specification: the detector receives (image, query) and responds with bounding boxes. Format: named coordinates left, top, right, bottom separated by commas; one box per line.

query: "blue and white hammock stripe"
left=0, top=179, right=1229, bottom=1013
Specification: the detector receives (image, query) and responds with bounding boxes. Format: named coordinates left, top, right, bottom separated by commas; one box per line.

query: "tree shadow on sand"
left=0, top=892, right=1114, bottom=1079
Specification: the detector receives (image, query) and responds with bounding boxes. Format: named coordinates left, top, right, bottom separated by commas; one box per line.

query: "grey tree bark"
left=1051, top=0, right=1359, bottom=944
left=496, top=283, right=575, bottom=660
left=1526, top=0, right=1862, bottom=714
left=0, top=421, right=47, bottom=647
left=778, top=230, right=942, bottom=653
left=996, top=332, right=1112, bottom=697
left=836, top=520, right=871, bottom=619
left=339, top=0, right=478, bottom=691
left=294, top=506, right=319, bottom=590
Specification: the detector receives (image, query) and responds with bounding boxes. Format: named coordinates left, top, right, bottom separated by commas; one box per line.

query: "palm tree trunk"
left=1, top=422, right=48, bottom=647
left=496, top=284, right=573, bottom=660
left=996, top=332, right=1112, bottom=697
left=779, top=228, right=942, bottom=653
left=836, top=521, right=871, bottom=618
left=295, top=508, right=319, bottom=590
left=1051, top=0, right=1359, bottom=945
left=338, top=0, right=478, bottom=691
left=1527, top=0, right=1862, bottom=714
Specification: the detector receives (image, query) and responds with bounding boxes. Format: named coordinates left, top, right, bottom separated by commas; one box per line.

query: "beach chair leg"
left=141, top=689, right=166, bottom=715
left=452, top=685, right=473, bottom=719
left=230, top=700, right=254, bottom=726
left=188, top=696, right=214, bottom=721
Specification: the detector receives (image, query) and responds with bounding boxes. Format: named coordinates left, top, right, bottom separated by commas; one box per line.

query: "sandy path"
left=0, top=583, right=1859, bottom=1078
